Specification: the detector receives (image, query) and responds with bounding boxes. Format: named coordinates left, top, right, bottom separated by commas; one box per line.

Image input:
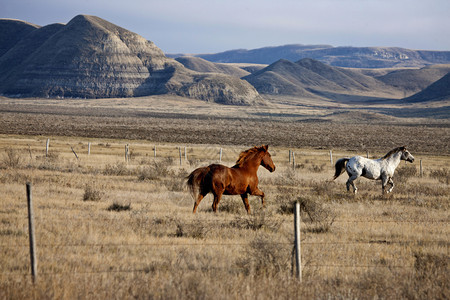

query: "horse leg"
left=387, top=177, right=395, bottom=193
left=251, top=187, right=265, bottom=208
left=212, top=192, right=223, bottom=213
left=240, top=193, right=251, bottom=214
left=381, top=175, right=389, bottom=194
left=346, top=175, right=358, bottom=194
left=193, top=193, right=206, bottom=213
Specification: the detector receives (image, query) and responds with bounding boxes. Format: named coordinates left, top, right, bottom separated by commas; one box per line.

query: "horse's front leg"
left=381, top=175, right=391, bottom=194
left=240, top=193, right=251, bottom=214
left=387, top=178, right=395, bottom=193
left=251, top=187, right=265, bottom=208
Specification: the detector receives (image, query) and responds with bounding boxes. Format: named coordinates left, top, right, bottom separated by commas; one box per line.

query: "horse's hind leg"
left=212, top=192, right=223, bottom=213
left=346, top=175, right=358, bottom=194
left=193, top=193, right=206, bottom=213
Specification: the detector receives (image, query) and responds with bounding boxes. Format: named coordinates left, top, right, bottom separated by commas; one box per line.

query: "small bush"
left=1, top=148, right=22, bottom=168
left=395, top=165, right=417, bottom=183
left=429, top=168, right=449, bottom=184
left=138, top=161, right=171, bottom=181
left=103, top=162, right=129, bottom=176
left=238, top=233, right=290, bottom=276
left=230, top=209, right=282, bottom=232
left=82, top=184, right=103, bottom=201
left=107, top=202, right=131, bottom=212
left=298, top=196, right=336, bottom=233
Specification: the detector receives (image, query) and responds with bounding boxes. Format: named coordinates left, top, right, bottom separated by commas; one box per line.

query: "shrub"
left=82, top=184, right=103, bottom=201
left=103, top=162, right=129, bottom=176
left=429, top=168, right=449, bottom=184
left=107, top=202, right=131, bottom=212
left=230, top=209, right=282, bottom=232
left=395, top=165, right=417, bottom=183
left=238, top=233, right=290, bottom=276
left=1, top=148, right=22, bottom=168
left=298, top=196, right=337, bottom=233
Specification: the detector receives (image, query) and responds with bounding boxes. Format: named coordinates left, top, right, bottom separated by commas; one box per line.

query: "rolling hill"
left=0, top=15, right=261, bottom=105
left=405, top=72, right=450, bottom=102
left=174, top=44, right=450, bottom=68
left=243, top=58, right=404, bottom=100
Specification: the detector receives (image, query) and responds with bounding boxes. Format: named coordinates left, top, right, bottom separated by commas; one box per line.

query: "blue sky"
left=1, top=0, right=449, bottom=54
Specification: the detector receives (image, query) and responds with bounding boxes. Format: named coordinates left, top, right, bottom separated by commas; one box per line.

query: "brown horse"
left=187, top=145, right=275, bottom=214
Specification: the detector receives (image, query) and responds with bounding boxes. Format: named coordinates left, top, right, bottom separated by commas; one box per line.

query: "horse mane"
left=234, top=145, right=265, bottom=167
left=382, top=146, right=406, bottom=159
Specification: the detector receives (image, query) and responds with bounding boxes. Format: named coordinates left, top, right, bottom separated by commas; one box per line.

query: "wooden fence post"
left=292, top=152, right=296, bottom=170
left=329, top=150, right=333, bottom=165
left=219, top=148, right=223, bottom=162
left=294, top=201, right=302, bottom=281
left=179, top=147, right=182, bottom=165
left=154, top=146, right=156, bottom=158
left=420, top=159, right=423, bottom=177
left=289, top=150, right=292, bottom=164
left=45, top=139, right=50, bottom=157
left=125, top=144, right=129, bottom=162
left=26, top=183, right=37, bottom=283
left=71, top=147, right=79, bottom=160
left=88, top=142, right=91, bottom=155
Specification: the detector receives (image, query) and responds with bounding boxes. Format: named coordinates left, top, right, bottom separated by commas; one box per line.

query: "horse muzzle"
left=407, top=157, right=415, bottom=163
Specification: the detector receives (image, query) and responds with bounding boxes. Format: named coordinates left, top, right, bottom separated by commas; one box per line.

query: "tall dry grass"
left=0, top=135, right=448, bottom=299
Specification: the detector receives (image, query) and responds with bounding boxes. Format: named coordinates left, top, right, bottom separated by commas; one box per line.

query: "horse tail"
left=333, top=158, right=349, bottom=180
left=186, top=166, right=210, bottom=197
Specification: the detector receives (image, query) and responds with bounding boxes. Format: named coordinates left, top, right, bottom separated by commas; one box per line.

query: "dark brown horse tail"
left=333, top=158, right=349, bottom=180
left=186, top=166, right=210, bottom=197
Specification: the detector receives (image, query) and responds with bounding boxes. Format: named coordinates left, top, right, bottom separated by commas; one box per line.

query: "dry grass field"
left=0, top=95, right=448, bottom=299
left=0, top=134, right=448, bottom=299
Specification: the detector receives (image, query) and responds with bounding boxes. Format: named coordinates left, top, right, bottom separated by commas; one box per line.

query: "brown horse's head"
left=260, top=145, right=276, bottom=172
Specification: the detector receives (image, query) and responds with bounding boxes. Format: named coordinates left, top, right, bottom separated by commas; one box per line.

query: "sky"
left=1, top=0, right=449, bottom=54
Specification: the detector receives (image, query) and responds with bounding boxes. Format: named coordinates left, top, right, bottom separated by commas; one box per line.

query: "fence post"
left=125, top=144, right=129, bottom=162
left=329, top=150, right=333, bottom=165
left=420, top=159, right=423, bottom=177
left=366, top=150, right=369, bottom=158
left=88, top=142, right=91, bottom=155
left=71, top=147, right=79, bottom=160
left=26, top=183, right=37, bottom=283
left=45, top=139, right=50, bottom=157
left=219, top=148, right=223, bottom=162
left=179, top=147, right=182, bottom=165
left=294, top=201, right=302, bottom=281
left=289, top=150, right=292, bottom=164
left=292, top=152, right=296, bottom=170
left=184, top=147, right=187, bottom=161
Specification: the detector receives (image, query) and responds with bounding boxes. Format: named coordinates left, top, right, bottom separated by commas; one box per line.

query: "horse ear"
left=263, top=145, right=269, bottom=151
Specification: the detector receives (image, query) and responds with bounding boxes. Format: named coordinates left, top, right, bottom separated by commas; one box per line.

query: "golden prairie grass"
left=0, top=134, right=448, bottom=299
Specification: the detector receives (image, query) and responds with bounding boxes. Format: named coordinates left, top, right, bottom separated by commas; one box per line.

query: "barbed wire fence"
left=0, top=140, right=445, bottom=284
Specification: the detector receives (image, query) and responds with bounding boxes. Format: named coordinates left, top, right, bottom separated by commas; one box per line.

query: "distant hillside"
left=172, top=44, right=450, bottom=68
left=405, top=72, right=450, bottom=102
left=376, top=65, right=450, bottom=94
left=0, top=19, right=39, bottom=57
left=243, top=58, right=402, bottom=100
left=175, top=56, right=250, bottom=77
left=0, top=16, right=261, bottom=105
